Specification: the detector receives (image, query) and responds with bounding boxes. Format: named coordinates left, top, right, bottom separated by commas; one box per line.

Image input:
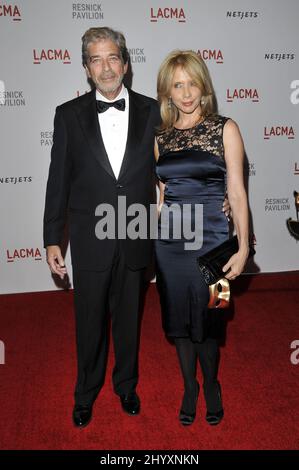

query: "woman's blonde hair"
left=157, top=50, right=217, bottom=132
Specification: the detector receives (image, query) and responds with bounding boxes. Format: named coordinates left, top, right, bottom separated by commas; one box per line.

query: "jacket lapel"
left=117, top=89, right=151, bottom=181
left=74, top=90, right=116, bottom=180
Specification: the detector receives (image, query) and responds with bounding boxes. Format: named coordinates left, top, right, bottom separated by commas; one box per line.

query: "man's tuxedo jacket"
left=43, top=88, right=160, bottom=271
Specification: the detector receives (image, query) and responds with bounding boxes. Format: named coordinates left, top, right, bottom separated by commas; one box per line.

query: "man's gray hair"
left=81, top=26, right=129, bottom=66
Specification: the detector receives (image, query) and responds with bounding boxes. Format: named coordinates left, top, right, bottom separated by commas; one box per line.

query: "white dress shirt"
left=96, top=85, right=129, bottom=180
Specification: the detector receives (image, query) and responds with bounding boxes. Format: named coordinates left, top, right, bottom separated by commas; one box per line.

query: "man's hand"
left=46, top=245, right=67, bottom=279
left=222, top=194, right=231, bottom=220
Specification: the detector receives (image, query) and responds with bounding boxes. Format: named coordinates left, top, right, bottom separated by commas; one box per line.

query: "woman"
left=154, top=50, right=249, bottom=426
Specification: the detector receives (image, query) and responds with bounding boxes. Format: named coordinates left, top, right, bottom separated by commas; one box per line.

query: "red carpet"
left=0, top=273, right=299, bottom=450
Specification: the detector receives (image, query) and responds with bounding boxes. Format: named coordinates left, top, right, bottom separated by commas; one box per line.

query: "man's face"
left=85, top=39, right=128, bottom=99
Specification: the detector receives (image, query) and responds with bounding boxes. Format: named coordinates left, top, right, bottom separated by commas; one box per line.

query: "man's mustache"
left=99, top=73, right=116, bottom=80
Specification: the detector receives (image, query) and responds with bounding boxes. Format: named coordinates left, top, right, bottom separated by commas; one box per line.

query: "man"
left=44, top=27, right=160, bottom=428
left=44, top=26, right=230, bottom=428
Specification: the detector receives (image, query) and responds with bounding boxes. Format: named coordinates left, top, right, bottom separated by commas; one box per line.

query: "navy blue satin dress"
left=155, top=115, right=229, bottom=342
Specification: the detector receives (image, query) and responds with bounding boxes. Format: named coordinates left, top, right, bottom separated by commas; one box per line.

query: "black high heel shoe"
left=203, top=381, right=224, bottom=426
left=206, top=408, right=224, bottom=425
left=179, top=381, right=200, bottom=426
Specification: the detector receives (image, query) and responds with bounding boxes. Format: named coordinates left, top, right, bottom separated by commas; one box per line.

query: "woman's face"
left=170, top=66, right=203, bottom=116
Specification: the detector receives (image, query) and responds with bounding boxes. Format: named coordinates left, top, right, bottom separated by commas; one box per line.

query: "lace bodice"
left=156, top=115, right=229, bottom=158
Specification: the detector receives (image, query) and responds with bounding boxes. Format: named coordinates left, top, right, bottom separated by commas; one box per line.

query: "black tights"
left=174, top=337, right=221, bottom=412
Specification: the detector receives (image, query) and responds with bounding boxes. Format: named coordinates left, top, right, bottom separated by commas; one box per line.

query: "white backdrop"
left=1, top=0, right=298, bottom=294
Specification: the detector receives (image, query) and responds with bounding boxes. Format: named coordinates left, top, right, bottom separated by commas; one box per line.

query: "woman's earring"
left=200, top=98, right=205, bottom=106
left=168, top=97, right=172, bottom=109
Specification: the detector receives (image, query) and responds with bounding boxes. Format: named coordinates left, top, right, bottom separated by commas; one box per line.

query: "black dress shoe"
left=120, top=392, right=140, bottom=415
left=73, top=404, right=92, bottom=428
left=203, top=381, right=224, bottom=426
left=179, top=381, right=200, bottom=426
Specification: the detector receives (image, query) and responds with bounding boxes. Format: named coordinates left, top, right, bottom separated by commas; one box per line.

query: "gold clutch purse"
left=197, top=235, right=255, bottom=310
left=208, top=278, right=230, bottom=309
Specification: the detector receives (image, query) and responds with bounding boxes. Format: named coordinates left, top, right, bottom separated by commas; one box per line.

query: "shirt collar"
left=96, top=84, right=128, bottom=103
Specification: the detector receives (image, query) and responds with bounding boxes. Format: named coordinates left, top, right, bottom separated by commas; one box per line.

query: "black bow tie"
left=96, top=98, right=125, bottom=113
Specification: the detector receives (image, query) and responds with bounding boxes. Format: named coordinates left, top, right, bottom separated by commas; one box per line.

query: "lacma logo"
left=6, top=248, right=42, bottom=262
left=264, top=126, right=295, bottom=140
left=197, top=50, right=223, bottom=64
left=226, top=88, right=259, bottom=103
left=150, top=7, right=186, bottom=22
left=33, top=49, right=71, bottom=64
left=0, top=4, right=21, bottom=21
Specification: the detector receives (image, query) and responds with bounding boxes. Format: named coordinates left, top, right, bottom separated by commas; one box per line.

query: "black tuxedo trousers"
left=73, top=241, right=145, bottom=405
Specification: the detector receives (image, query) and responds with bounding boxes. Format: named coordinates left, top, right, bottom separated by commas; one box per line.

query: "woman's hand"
left=222, top=248, right=249, bottom=280
left=222, top=194, right=231, bottom=221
